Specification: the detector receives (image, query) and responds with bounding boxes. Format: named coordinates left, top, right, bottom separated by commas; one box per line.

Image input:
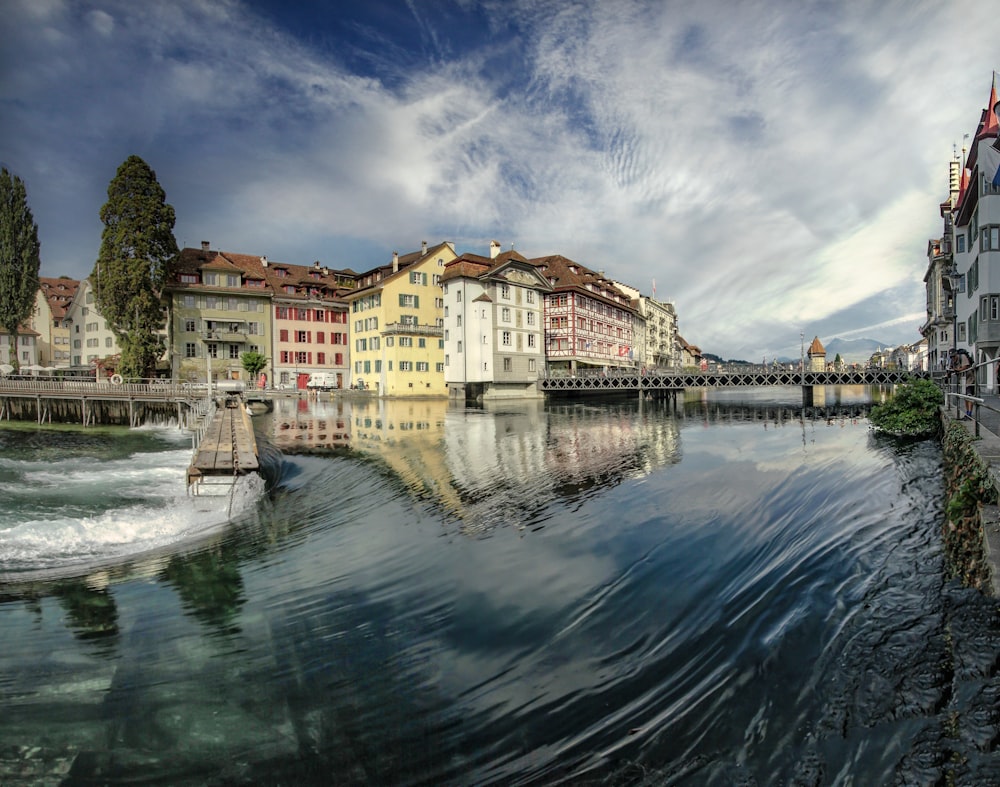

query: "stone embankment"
left=941, top=399, right=1000, bottom=596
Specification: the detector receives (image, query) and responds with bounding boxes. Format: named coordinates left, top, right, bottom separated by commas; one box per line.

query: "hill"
left=824, top=338, right=890, bottom=363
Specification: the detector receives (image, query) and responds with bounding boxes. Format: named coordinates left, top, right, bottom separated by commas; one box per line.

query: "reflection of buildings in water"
left=266, top=396, right=352, bottom=451
left=445, top=401, right=681, bottom=534
left=262, top=397, right=683, bottom=536
left=348, top=398, right=462, bottom=514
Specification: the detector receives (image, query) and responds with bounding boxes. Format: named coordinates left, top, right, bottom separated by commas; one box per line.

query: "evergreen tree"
left=92, top=155, right=178, bottom=380
left=0, top=168, right=41, bottom=373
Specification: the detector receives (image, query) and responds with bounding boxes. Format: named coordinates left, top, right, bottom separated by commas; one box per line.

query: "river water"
left=1, top=389, right=999, bottom=785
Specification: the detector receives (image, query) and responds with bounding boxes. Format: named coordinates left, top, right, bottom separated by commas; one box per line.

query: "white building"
left=613, top=282, right=679, bottom=370
left=441, top=241, right=552, bottom=401
left=64, top=277, right=121, bottom=371
left=952, top=77, right=1000, bottom=390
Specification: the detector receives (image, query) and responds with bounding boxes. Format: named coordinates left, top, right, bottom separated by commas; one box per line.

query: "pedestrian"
left=952, top=349, right=974, bottom=419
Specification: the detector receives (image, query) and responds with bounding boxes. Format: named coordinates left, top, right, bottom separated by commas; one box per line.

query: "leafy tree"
left=0, top=168, right=41, bottom=372
left=240, top=351, right=268, bottom=379
left=92, top=155, right=178, bottom=380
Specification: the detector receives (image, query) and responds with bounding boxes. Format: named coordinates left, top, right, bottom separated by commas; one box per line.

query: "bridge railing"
left=0, top=376, right=209, bottom=398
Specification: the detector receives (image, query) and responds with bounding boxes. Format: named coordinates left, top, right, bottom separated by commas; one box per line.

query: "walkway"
left=187, top=402, right=259, bottom=494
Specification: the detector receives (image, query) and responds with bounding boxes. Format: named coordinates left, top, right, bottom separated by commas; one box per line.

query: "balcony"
left=202, top=330, right=248, bottom=342
left=382, top=322, right=443, bottom=337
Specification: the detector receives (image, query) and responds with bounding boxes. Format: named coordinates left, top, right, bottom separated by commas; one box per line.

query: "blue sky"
left=1, top=0, right=996, bottom=361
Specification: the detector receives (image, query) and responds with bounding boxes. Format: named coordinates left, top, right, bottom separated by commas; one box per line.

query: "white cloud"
left=0, top=0, right=995, bottom=359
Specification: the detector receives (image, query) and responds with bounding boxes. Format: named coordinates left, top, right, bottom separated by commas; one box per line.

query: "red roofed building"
left=33, top=276, right=79, bottom=368
left=951, top=75, right=1000, bottom=388
left=532, top=254, right=638, bottom=375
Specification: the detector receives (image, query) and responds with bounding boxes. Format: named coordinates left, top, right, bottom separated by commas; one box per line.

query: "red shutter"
left=279, top=329, right=288, bottom=341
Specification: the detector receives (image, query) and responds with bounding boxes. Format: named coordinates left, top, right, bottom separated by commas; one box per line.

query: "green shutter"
left=414, top=295, right=419, bottom=308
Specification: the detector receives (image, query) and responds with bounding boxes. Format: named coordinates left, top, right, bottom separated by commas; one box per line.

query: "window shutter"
left=414, top=295, right=419, bottom=308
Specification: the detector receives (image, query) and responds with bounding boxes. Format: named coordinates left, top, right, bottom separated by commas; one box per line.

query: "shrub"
left=868, top=377, right=944, bottom=438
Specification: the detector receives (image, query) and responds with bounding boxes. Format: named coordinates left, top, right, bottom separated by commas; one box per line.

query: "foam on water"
left=0, top=427, right=266, bottom=571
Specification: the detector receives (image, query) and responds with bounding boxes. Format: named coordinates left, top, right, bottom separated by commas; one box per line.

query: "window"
left=296, top=330, right=309, bottom=342
left=418, top=338, right=425, bottom=348
left=105, top=337, right=113, bottom=347
left=500, top=284, right=510, bottom=299
left=436, top=362, right=444, bottom=372
left=982, top=226, right=1000, bottom=252
left=399, top=337, right=413, bottom=347
left=416, top=361, right=429, bottom=372
left=277, top=307, right=289, bottom=319
left=179, top=273, right=198, bottom=284
left=503, top=357, right=512, bottom=371
left=957, top=235, right=966, bottom=254
left=528, top=359, right=536, bottom=372
left=501, top=307, right=510, bottom=322
left=315, top=309, right=324, bottom=322
left=409, top=271, right=427, bottom=285
left=317, top=332, right=325, bottom=344
left=229, top=344, right=241, bottom=359
left=527, top=312, right=535, bottom=326
left=401, top=315, right=418, bottom=326
left=207, top=343, right=218, bottom=358
left=528, top=334, right=536, bottom=348
left=185, top=319, right=196, bottom=333
left=227, top=274, right=240, bottom=287
left=502, top=331, right=511, bottom=345
left=185, top=343, right=197, bottom=358
left=457, top=341, right=463, bottom=353
left=527, top=291, right=535, bottom=304
left=183, top=294, right=195, bottom=308
left=386, top=337, right=394, bottom=347
left=456, top=289, right=462, bottom=302
left=279, top=329, right=289, bottom=342
left=317, top=352, right=325, bottom=364
left=400, top=361, right=413, bottom=371
left=297, top=308, right=308, bottom=320
left=203, top=272, right=218, bottom=286
left=399, top=293, right=419, bottom=308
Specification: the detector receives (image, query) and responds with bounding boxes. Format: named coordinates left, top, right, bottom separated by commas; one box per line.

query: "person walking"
left=952, top=348, right=974, bottom=420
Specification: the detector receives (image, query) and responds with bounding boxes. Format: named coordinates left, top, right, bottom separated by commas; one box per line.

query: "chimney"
left=392, top=251, right=399, bottom=272
left=201, top=240, right=210, bottom=251
left=313, top=260, right=320, bottom=269
left=260, top=256, right=268, bottom=267
left=421, top=240, right=427, bottom=255
left=490, top=240, right=501, bottom=259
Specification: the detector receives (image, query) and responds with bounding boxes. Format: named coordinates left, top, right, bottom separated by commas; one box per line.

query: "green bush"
left=868, top=377, right=944, bottom=438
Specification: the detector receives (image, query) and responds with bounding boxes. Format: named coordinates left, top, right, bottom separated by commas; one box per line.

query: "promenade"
left=947, top=392, right=1000, bottom=596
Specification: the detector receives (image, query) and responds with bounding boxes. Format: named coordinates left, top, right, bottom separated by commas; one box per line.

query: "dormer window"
left=275, top=268, right=288, bottom=278
left=179, top=273, right=198, bottom=284
left=284, top=285, right=296, bottom=294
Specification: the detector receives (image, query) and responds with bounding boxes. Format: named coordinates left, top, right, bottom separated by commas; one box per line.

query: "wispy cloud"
left=0, top=0, right=994, bottom=359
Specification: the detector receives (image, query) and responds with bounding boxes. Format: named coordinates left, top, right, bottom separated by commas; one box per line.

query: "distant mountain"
left=824, top=338, right=889, bottom=363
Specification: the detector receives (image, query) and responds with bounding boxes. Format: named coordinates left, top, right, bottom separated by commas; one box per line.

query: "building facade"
left=441, top=241, right=552, bottom=401
left=953, top=77, right=1000, bottom=391
left=532, top=255, right=637, bottom=375
left=64, top=278, right=120, bottom=371
left=344, top=241, right=457, bottom=396
left=32, top=276, right=79, bottom=368
left=921, top=155, right=961, bottom=373
left=165, top=247, right=273, bottom=384
left=614, top=282, right=679, bottom=370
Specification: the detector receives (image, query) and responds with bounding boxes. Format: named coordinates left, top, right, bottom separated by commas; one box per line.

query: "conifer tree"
left=92, top=155, right=178, bottom=379
left=0, top=168, right=41, bottom=373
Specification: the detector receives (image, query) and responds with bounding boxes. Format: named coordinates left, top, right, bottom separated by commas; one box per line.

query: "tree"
left=92, top=155, right=178, bottom=380
left=0, top=168, right=41, bottom=372
left=241, top=351, right=268, bottom=381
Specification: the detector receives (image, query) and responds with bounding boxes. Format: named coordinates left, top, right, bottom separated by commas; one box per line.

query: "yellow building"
left=33, top=277, right=79, bottom=368
left=344, top=241, right=457, bottom=397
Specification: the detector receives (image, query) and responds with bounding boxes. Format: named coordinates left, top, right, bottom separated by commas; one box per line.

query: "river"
left=1, top=388, right=999, bottom=785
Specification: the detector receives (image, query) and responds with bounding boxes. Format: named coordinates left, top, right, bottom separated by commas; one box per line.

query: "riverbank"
left=943, top=394, right=1000, bottom=596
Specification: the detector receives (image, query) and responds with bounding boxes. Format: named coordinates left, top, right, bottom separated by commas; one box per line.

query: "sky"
left=1, top=0, right=997, bottom=362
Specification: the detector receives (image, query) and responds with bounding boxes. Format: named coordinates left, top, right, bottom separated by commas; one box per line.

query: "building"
left=343, top=241, right=457, bottom=396
left=532, top=255, right=638, bottom=375
left=32, top=276, right=79, bottom=368
left=613, top=281, right=679, bottom=370
left=64, top=277, right=120, bottom=371
left=953, top=76, right=1000, bottom=390
left=164, top=246, right=274, bottom=384
left=0, top=326, right=39, bottom=369
left=921, top=155, right=963, bottom=372
left=677, top=335, right=702, bottom=369
left=441, top=241, right=553, bottom=401
left=807, top=336, right=827, bottom=371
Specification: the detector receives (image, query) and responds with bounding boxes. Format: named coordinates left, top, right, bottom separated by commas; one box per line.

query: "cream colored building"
left=32, top=277, right=79, bottom=368
left=344, top=241, right=457, bottom=396
left=65, top=278, right=121, bottom=370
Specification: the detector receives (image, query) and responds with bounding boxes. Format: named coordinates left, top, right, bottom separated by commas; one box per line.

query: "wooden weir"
left=186, top=400, right=260, bottom=495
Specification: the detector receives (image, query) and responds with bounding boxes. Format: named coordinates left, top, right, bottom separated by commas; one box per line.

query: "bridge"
left=541, top=366, right=927, bottom=400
